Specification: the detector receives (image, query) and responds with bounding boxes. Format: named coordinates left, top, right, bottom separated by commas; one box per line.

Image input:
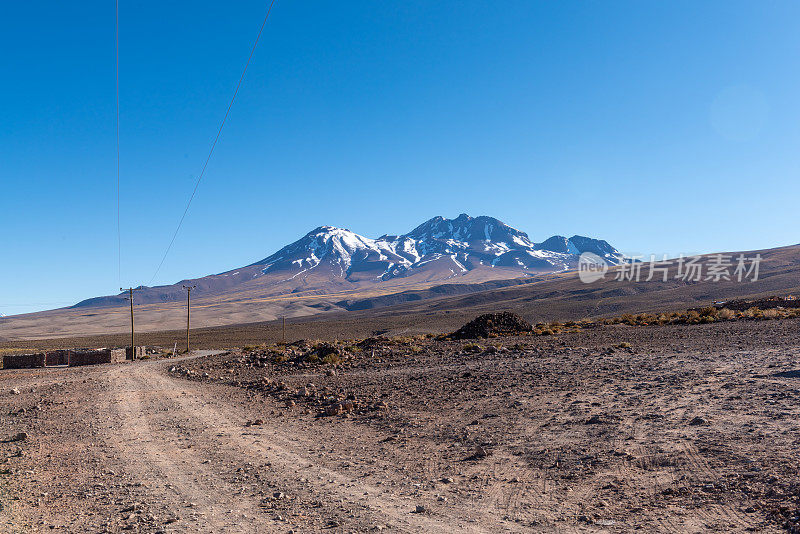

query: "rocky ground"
left=1, top=318, right=800, bottom=532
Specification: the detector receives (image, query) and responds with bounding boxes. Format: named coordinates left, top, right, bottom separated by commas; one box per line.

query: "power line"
left=148, top=0, right=278, bottom=286
left=115, top=0, right=122, bottom=287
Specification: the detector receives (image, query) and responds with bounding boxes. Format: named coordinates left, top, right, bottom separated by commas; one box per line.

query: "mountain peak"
left=251, top=216, right=623, bottom=278
left=406, top=214, right=528, bottom=242
left=74, top=214, right=624, bottom=309
left=307, top=225, right=350, bottom=236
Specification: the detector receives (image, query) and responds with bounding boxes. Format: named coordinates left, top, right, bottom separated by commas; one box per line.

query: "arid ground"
left=2, top=317, right=800, bottom=533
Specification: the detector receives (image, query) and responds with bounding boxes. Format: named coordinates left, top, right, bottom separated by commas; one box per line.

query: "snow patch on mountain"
left=249, top=214, right=624, bottom=283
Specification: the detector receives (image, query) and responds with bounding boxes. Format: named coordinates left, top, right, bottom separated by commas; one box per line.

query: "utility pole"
left=121, top=287, right=141, bottom=359
left=183, top=285, right=196, bottom=353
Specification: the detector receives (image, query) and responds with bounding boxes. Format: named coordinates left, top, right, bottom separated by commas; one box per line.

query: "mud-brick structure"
left=3, top=353, right=46, bottom=369
left=3, top=348, right=130, bottom=369
left=45, top=350, right=70, bottom=366
left=125, top=346, right=144, bottom=360
left=68, top=348, right=127, bottom=367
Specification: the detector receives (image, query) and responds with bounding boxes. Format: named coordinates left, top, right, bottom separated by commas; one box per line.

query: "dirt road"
left=1, top=353, right=520, bottom=533
left=2, top=319, right=800, bottom=532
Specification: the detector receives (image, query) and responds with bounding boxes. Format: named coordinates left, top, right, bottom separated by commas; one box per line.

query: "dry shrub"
left=717, top=308, right=737, bottom=320
left=321, top=352, right=342, bottom=365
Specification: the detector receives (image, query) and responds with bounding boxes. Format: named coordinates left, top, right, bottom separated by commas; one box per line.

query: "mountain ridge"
left=73, top=214, right=624, bottom=309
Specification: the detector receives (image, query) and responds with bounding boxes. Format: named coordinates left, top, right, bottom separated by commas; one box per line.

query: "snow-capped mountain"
left=73, top=214, right=624, bottom=308
left=250, top=214, right=624, bottom=282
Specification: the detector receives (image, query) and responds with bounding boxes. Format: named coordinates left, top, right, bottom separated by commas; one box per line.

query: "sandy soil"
left=2, top=319, right=800, bottom=532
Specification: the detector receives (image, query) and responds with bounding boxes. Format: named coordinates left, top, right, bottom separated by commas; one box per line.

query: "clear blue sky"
left=2, top=1, right=800, bottom=316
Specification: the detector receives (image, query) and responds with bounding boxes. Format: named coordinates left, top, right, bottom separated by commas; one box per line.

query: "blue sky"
left=2, top=1, right=800, bottom=316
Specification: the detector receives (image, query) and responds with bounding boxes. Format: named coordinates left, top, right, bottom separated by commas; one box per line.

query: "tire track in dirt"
left=153, top=372, right=494, bottom=533
left=103, top=366, right=278, bottom=533
left=102, top=362, right=495, bottom=533
left=677, top=440, right=753, bottom=530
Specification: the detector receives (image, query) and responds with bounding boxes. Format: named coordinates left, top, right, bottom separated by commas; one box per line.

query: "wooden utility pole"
left=183, top=285, right=196, bottom=353
left=121, top=287, right=140, bottom=359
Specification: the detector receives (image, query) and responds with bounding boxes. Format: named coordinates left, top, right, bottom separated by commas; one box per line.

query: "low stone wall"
left=68, top=349, right=115, bottom=367
left=3, top=353, right=46, bottom=369
left=45, top=350, right=70, bottom=366
left=3, top=348, right=131, bottom=369
left=125, top=346, right=145, bottom=360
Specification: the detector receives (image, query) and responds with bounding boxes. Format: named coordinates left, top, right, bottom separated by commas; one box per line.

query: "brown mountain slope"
left=2, top=244, right=798, bottom=345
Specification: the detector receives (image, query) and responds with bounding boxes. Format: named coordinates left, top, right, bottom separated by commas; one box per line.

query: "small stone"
left=414, top=505, right=426, bottom=513
left=326, top=369, right=337, bottom=377
left=440, top=477, right=454, bottom=484
left=10, top=388, right=20, bottom=395
left=472, top=445, right=489, bottom=459
left=325, top=404, right=343, bottom=416
left=12, top=432, right=28, bottom=442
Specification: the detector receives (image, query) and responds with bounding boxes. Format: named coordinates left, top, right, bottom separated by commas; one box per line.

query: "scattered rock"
left=414, top=505, right=426, bottom=513
left=688, top=416, right=706, bottom=426
left=325, top=404, right=343, bottom=416
left=595, top=519, right=616, bottom=526
left=470, top=445, right=489, bottom=459
left=450, top=312, right=533, bottom=339
left=10, top=388, right=20, bottom=395
left=585, top=414, right=608, bottom=424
